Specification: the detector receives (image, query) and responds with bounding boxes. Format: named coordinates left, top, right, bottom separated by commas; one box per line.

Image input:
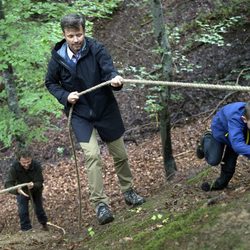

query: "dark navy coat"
left=211, top=102, right=250, bottom=158
left=45, top=37, right=125, bottom=142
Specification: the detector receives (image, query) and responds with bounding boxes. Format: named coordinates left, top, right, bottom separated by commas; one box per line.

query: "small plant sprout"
left=144, top=97, right=163, bottom=126
left=151, top=213, right=163, bottom=220
left=87, top=227, right=95, bottom=237
left=129, top=207, right=143, bottom=213
left=136, top=207, right=142, bottom=213
left=162, top=217, right=169, bottom=224
left=57, top=147, right=64, bottom=155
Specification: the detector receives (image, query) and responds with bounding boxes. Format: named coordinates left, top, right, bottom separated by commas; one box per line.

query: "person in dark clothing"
left=5, top=148, right=48, bottom=231
left=45, top=13, right=145, bottom=225
left=196, top=101, right=250, bottom=191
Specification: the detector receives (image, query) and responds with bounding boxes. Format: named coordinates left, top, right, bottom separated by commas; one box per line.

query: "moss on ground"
left=78, top=188, right=250, bottom=250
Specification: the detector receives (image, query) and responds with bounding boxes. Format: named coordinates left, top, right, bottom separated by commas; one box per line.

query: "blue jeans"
left=16, top=190, right=47, bottom=231
left=203, top=133, right=238, bottom=189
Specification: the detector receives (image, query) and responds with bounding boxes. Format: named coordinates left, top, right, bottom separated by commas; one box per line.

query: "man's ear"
left=241, top=116, right=247, bottom=123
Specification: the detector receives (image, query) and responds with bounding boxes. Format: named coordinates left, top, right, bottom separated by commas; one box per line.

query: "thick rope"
left=75, top=79, right=250, bottom=97
left=121, top=79, right=250, bottom=91
left=67, top=107, right=82, bottom=231
left=68, top=78, right=250, bottom=230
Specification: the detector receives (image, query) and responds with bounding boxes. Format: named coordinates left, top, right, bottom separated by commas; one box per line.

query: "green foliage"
left=167, top=26, right=181, bottom=46
left=18, top=89, right=62, bottom=118
left=195, top=16, right=242, bottom=46
left=243, top=73, right=250, bottom=80
left=175, top=0, right=249, bottom=54
left=144, top=96, right=163, bottom=125
left=74, top=0, right=122, bottom=18
left=119, top=65, right=164, bottom=123
left=172, top=50, right=202, bottom=73
left=165, top=0, right=249, bottom=73
left=0, top=107, right=47, bottom=147
left=119, top=65, right=161, bottom=81
left=0, top=0, right=122, bottom=147
left=242, top=68, right=250, bottom=81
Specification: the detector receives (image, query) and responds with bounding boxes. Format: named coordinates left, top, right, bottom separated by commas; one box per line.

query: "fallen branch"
left=0, top=183, right=29, bottom=194
left=47, top=222, right=66, bottom=235
left=206, top=192, right=227, bottom=206
left=174, top=150, right=192, bottom=158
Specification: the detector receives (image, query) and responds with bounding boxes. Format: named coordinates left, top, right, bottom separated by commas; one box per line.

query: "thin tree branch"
left=0, top=183, right=29, bottom=194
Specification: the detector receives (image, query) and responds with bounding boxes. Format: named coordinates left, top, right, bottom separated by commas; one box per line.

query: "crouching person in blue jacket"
left=196, top=101, right=250, bottom=191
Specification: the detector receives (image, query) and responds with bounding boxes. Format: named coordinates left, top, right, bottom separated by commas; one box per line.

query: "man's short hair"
left=15, top=147, right=33, bottom=160
left=244, top=101, right=250, bottom=120
left=60, top=13, right=86, bottom=32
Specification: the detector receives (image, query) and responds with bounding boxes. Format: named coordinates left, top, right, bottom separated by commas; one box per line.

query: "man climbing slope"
left=45, top=13, right=145, bottom=225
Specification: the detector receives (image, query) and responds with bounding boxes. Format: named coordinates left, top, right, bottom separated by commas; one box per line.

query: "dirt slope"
left=0, top=0, right=250, bottom=249
left=0, top=117, right=249, bottom=249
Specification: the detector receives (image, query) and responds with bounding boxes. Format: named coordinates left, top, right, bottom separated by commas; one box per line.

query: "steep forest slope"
left=0, top=0, right=250, bottom=249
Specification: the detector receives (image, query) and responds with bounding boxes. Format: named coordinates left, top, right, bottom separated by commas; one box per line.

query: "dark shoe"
left=19, top=228, right=32, bottom=233
left=96, top=203, right=114, bottom=225
left=201, top=182, right=211, bottom=192
left=123, top=189, right=145, bottom=206
left=201, top=181, right=225, bottom=192
left=196, top=130, right=212, bottom=159
left=42, top=223, right=49, bottom=231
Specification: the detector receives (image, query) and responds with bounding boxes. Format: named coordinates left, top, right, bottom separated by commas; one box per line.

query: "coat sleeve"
left=95, top=43, right=122, bottom=91
left=32, top=161, right=44, bottom=191
left=228, top=117, right=250, bottom=158
left=4, top=166, right=18, bottom=195
left=45, top=59, right=70, bottom=106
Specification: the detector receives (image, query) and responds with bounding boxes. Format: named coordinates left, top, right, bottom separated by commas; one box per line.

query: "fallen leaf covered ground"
left=0, top=117, right=249, bottom=238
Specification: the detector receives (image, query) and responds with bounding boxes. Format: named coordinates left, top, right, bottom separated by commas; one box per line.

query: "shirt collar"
left=67, top=45, right=75, bottom=60
left=66, top=39, right=87, bottom=60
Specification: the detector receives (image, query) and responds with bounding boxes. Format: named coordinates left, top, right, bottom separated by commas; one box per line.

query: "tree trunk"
left=0, top=0, right=4, bottom=19
left=150, top=0, right=177, bottom=177
left=0, top=0, right=21, bottom=118
left=2, top=65, right=21, bottom=117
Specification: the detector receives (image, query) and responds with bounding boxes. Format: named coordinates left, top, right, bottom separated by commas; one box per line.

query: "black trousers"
left=16, top=190, right=47, bottom=231
left=203, top=133, right=238, bottom=189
